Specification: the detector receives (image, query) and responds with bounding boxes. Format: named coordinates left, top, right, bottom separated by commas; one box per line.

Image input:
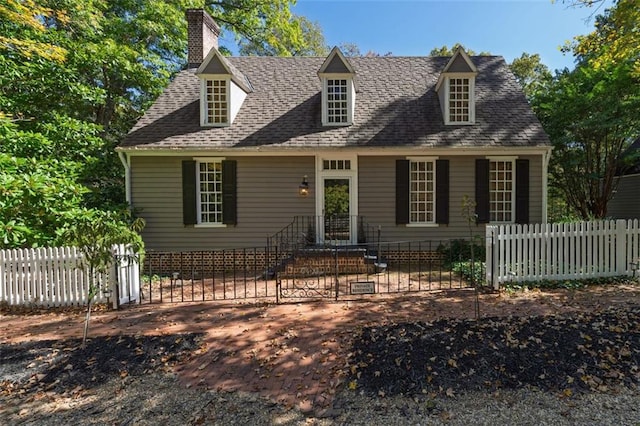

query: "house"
left=608, top=137, right=640, bottom=219
left=117, top=8, right=551, bottom=253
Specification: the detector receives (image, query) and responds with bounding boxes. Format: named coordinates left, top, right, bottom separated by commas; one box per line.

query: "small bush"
left=451, top=260, right=486, bottom=286
left=438, top=238, right=486, bottom=269
left=502, top=275, right=636, bottom=291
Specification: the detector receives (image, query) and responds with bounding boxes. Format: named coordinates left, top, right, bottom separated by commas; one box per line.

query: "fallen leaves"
left=0, top=333, right=205, bottom=398
left=345, top=306, right=640, bottom=398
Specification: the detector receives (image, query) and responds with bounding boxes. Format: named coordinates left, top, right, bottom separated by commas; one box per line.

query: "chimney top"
left=186, top=9, right=221, bottom=68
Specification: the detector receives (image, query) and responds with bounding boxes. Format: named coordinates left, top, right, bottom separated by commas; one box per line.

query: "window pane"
left=205, top=80, right=228, bottom=124
left=198, top=160, right=224, bottom=224
left=489, top=160, right=514, bottom=223
left=409, top=160, right=436, bottom=224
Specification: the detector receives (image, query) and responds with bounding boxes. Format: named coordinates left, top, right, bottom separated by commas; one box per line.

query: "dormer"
left=196, top=48, right=252, bottom=127
left=435, top=47, right=478, bottom=125
left=318, top=47, right=356, bottom=126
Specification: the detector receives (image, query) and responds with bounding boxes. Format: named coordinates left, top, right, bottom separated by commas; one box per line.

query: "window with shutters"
left=197, top=160, right=223, bottom=224
left=489, top=159, right=514, bottom=222
left=409, top=160, right=436, bottom=224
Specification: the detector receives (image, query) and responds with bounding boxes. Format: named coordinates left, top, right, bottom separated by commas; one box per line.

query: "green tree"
left=207, top=0, right=312, bottom=57
left=429, top=43, right=491, bottom=56
left=239, top=15, right=328, bottom=56
left=509, top=53, right=553, bottom=102
left=536, top=63, right=640, bottom=219
left=535, top=0, right=640, bottom=219
left=63, top=210, right=144, bottom=347
left=564, top=0, right=640, bottom=77
left=0, top=1, right=315, bottom=247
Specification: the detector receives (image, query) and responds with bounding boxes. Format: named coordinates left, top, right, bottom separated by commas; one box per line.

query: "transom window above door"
left=323, top=159, right=351, bottom=170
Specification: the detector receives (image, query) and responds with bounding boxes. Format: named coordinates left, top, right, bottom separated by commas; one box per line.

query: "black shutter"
left=182, top=160, right=197, bottom=225
left=515, top=159, right=530, bottom=224
left=475, top=159, right=490, bottom=224
left=222, top=160, right=237, bottom=225
left=396, top=159, right=410, bottom=225
left=435, top=159, right=449, bottom=224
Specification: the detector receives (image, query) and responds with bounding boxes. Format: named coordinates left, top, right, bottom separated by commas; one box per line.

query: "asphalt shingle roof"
left=120, top=55, right=550, bottom=150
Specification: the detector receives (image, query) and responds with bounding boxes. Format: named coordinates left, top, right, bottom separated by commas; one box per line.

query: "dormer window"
left=196, top=48, right=252, bottom=127
left=318, top=47, right=356, bottom=127
left=435, top=47, right=477, bottom=126
left=205, top=79, right=228, bottom=125
left=447, top=76, right=474, bottom=124
left=326, top=78, right=349, bottom=124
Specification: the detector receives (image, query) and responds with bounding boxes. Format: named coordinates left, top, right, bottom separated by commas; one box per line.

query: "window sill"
left=444, top=121, right=475, bottom=126
left=405, top=223, right=439, bottom=228
left=194, top=223, right=228, bottom=228
left=322, top=122, right=353, bottom=127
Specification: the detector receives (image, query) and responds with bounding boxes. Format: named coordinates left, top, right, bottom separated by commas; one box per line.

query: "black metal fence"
left=127, top=238, right=485, bottom=305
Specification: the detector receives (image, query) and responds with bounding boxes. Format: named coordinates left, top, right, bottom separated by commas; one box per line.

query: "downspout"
left=542, top=148, right=551, bottom=223
left=118, top=151, right=132, bottom=207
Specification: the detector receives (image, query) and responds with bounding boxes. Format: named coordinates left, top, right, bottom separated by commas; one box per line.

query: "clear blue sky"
left=287, top=0, right=614, bottom=72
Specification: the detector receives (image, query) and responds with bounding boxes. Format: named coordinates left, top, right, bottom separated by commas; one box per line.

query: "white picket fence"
left=0, top=244, right=140, bottom=308
left=486, top=219, right=640, bottom=287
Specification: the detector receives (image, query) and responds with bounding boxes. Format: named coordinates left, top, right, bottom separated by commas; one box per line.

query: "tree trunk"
left=82, top=300, right=92, bottom=349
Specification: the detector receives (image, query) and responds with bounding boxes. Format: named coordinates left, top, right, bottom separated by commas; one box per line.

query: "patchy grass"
left=502, top=275, right=638, bottom=292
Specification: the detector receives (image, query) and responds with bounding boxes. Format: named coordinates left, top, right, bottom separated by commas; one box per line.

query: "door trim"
left=315, top=155, right=358, bottom=244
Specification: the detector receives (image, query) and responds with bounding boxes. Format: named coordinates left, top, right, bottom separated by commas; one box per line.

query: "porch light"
left=298, top=175, right=309, bottom=196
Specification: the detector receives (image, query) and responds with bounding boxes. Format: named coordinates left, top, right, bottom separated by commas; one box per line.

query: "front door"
left=323, top=178, right=351, bottom=244
left=316, top=156, right=358, bottom=245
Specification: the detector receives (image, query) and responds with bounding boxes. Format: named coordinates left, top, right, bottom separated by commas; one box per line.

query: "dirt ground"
left=2, top=283, right=640, bottom=414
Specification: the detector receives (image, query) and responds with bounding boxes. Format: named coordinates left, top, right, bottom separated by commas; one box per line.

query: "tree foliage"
left=62, top=209, right=144, bottom=346
left=564, top=0, right=640, bottom=77
left=536, top=63, right=639, bottom=219
left=509, top=53, right=553, bottom=102
left=0, top=0, right=315, bottom=248
left=239, top=15, right=328, bottom=56
left=530, top=0, right=640, bottom=220
left=429, top=43, right=491, bottom=56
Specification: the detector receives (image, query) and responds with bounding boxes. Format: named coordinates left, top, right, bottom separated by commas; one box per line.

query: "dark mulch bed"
left=346, top=306, right=640, bottom=397
left=0, top=333, right=204, bottom=396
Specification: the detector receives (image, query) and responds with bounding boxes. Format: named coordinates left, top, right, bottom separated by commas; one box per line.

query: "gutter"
left=118, top=151, right=132, bottom=206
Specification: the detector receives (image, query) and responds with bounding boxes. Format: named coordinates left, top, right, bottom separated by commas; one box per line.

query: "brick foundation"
left=143, top=249, right=445, bottom=279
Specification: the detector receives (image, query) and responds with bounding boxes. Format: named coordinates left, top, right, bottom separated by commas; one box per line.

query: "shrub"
left=438, top=238, right=486, bottom=269
left=502, top=275, right=636, bottom=291
left=451, top=260, right=486, bottom=286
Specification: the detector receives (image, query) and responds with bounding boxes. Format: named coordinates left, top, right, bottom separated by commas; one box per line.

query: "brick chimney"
left=186, top=9, right=220, bottom=68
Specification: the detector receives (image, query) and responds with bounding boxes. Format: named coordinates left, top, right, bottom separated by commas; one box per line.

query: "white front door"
left=316, top=156, right=358, bottom=245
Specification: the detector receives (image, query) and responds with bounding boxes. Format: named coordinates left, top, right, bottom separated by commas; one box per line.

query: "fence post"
left=0, top=249, right=4, bottom=304
left=485, top=226, right=498, bottom=290
left=110, top=245, right=119, bottom=310
left=616, top=219, right=628, bottom=276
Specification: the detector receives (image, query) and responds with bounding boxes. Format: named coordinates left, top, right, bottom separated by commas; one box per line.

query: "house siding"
left=131, top=156, right=315, bottom=251
left=131, top=154, right=544, bottom=251
left=608, top=175, right=640, bottom=219
left=358, top=155, right=543, bottom=242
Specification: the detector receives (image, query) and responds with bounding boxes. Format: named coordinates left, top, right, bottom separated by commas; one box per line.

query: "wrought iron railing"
left=266, top=215, right=381, bottom=276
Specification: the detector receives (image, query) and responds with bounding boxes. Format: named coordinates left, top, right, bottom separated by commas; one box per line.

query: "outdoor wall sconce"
left=298, top=175, right=309, bottom=197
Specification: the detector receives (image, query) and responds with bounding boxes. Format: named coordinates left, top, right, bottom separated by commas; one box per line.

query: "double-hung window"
left=409, top=159, right=436, bottom=224
left=326, top=78, right=349, bottom=124
left=183, top=159, right=236, bottom=226
left=489, top=159, right=514, bottom=222
left=197, top=159, right=223, bottom=224
left=204, top=79, right=228, bottom=125
left=448, top=77, right=470, bottom=123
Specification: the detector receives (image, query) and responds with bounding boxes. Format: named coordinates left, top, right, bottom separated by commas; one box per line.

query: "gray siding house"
left=609, top=138, right=640, bottom=220
left=118, top=9, right=552, bottom=252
